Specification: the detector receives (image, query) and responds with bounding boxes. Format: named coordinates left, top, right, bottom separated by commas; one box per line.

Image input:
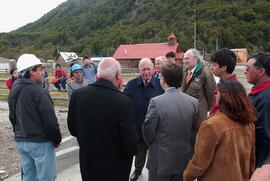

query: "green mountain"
left=0, top=0, right=270, bottom=59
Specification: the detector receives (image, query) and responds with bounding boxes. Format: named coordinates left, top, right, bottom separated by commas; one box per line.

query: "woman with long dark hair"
left=184, top=80, right=256, bottom=181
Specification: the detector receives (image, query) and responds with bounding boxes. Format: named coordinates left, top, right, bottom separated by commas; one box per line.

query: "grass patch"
left=54, top=99, right=69, bottom=107
left=50, top=91, right=68, bottom=98
left=0, top=89, right=9, bottom=94
left=0, top=73, right=10, bottom=79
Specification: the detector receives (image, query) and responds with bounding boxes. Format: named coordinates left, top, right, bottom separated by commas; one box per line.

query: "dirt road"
left=0, top=101, right=69, bottom=179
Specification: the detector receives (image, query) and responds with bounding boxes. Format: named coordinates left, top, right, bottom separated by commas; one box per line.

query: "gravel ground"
left=0, top=101, right=70, bottom=179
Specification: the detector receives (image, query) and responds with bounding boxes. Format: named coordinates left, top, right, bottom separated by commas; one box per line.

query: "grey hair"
left=138, top=57, right=154, bottom=70
left=155, top=56, right=167, bottom=63
left=186, top=48, right=204, bottom=63
left=97, top=57, right=121, bottom=78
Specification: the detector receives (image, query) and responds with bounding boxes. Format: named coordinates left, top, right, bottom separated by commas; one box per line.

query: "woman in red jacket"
left=6, top=68, right=18, bottom=90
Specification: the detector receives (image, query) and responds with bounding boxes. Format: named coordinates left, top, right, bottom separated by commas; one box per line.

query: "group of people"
left=7, top=48, right=270, bottom=181
left=52, top=56, right=98, bottom=94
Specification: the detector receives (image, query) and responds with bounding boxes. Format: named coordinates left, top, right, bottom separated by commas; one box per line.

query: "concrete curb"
left=4, top=136, right=79, bottom=181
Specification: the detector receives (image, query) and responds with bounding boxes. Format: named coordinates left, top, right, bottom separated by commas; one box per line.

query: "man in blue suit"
left=124, top=57, right=164, bottom=181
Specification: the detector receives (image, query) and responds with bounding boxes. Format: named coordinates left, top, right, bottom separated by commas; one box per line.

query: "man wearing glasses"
left=182, top=48, right=216, bottom=130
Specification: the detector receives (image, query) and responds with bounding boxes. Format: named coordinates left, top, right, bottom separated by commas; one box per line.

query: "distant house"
left=113, top=33, right=184, bottom=68
left=55, top=52, right=81, bottom=67
left=0, top=57, right=12, bottom=72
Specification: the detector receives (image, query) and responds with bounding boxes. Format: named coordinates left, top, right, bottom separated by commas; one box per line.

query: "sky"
left=0, top=0, right=68, bottom=33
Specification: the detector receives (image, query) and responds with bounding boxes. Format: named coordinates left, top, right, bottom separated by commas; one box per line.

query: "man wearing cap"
left=66, top=64, right=90, bottom=100
left=8, top=54, right=62, bottom=181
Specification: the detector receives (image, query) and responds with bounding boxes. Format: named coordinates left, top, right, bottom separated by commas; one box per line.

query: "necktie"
left=144, top=81, right=149, bottom=88
left=186, top=70, right=192, bottom=84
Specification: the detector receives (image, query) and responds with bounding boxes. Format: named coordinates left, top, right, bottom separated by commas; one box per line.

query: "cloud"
left=0, top=0, right=67, bottom=32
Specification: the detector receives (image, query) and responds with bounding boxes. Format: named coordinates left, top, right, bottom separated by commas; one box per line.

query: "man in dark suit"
left=124, top=57, right=164, bottom=181
left=68, top=57, right=138, bottom=181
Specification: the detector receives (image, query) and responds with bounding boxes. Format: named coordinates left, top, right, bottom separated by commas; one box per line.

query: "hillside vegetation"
left=0, top=0, right=269, bottom=59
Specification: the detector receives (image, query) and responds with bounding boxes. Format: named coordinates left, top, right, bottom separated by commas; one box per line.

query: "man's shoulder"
left=153, top=79, right=163, bottom=91
left=263, top=85, right=270, bottom=94
left=184, top=92, right=199, bottom=103
left=257, top=86, right=270, bottom=103
left=124, top=77, right=140, bottom=92
left=171, top=90, right=198, bottom=103
left=127, top=76, right=140, bottom=85
left=82, top=79, right=91, bottom=85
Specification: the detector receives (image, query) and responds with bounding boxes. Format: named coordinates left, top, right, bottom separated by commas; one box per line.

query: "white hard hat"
left=17, top=54, right=43, bottom=72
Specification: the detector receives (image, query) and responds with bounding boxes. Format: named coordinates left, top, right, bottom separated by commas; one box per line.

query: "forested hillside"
left=0, top=0, right=269, bottom=59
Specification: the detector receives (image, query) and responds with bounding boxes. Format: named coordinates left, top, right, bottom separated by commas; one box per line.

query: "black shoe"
left=130, top=170, right=141, bottom=181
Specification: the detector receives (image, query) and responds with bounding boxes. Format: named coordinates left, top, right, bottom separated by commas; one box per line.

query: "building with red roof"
left=113, top=33, right=184, bottom=68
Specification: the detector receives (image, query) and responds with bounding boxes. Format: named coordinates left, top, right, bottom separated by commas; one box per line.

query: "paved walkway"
left=5, top=162, right=148, bottom=181
left=55, top=163, right=148, bottom=181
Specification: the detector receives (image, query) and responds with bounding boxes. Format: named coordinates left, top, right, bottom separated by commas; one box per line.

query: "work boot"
left=130, top=170, right=141, bottom=181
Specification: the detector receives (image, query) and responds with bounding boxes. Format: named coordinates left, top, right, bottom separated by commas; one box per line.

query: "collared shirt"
left=190, top=64, right=198, bottom=75
left=165, top=87, right=175, bottom=92
left=143, top=78, right=152, bottom=88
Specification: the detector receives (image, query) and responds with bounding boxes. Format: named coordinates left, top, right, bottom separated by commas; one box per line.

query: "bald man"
left=68, top=57, right=138, bottom=181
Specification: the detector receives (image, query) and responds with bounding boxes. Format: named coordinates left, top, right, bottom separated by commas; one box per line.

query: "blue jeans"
left=15, top=141, right=57, bottom=181
left=54, top=77, right=67, bottom=90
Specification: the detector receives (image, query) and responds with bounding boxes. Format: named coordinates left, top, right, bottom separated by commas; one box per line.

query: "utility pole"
left=193, top=0, right=197, bottom=49
left=194, top=20, right=197, bottom=49
left=216, top=36, right=219, bottom=51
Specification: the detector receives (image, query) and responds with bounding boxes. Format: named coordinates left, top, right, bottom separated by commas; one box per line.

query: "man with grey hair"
left=68, top=57, right=138, bottom=181
left=182, top=48, right=216, bottom=129
left=124, top=57, right=164, bottom=181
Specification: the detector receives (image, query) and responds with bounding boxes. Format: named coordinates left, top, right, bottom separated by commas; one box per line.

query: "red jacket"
left=54, top=70, right=67, bottom=79
left=6, top=79, right=12, bottom=90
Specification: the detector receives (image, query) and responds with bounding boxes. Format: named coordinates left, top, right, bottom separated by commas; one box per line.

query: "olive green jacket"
left=182, top=62, right=216, bottom=128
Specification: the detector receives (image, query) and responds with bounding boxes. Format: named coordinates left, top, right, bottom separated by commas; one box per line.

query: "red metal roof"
left=113, top=43, right=182, bottom=60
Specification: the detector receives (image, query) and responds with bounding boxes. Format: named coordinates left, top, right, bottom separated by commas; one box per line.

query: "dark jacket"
left=68, top=79, right=138, bottom=181
left=182, top=62, right=216, bottom=128
left=8, top=78, right=62, bottom=146
left=123, top=76, right=164, bottom=141
left=249, top=79, right=270, bottom=167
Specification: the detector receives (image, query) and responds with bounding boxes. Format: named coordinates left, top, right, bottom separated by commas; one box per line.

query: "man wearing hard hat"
left=8, top=54, right=62, bottom=181
left=66, top=64, right=90, bottom=100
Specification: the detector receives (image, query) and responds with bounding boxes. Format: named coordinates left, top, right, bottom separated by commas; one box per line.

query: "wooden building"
left=55, top=52, right=81, bottom=67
